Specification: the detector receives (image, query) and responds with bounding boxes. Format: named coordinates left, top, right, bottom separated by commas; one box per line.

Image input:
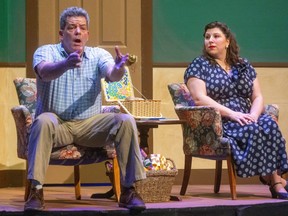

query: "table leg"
left=137, top=126, right=150, bottom=154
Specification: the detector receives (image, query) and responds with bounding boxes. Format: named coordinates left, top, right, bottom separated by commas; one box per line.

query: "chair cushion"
left=13, top=78, right=37, bottom=118
left=49, top=144, right=113, bottom=165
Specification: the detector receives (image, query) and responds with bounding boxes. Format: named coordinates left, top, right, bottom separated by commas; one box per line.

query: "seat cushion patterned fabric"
left=49, top=145, right=112, bottom=165
left=13, top=78, right=37, bottom=119
left=168, top=83, right=230, bottom=158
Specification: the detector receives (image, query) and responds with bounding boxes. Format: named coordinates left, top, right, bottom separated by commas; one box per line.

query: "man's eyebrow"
left=67, top=23, right=87, bottom=27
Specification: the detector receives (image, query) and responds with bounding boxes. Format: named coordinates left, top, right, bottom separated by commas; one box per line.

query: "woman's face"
left=204, top=27, right=229, bottom=60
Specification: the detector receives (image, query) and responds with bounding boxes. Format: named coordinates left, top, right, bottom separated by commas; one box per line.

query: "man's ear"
left=59, top=30, right=63, bottom=41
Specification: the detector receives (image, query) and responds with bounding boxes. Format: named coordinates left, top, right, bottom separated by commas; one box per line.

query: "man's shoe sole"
left=119, top=203, right=146, bottom=211
left=24, top=208, right=44, bottom=212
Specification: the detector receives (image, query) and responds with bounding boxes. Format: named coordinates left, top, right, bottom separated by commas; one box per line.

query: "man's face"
left=59, top=16, right=89, bottom=55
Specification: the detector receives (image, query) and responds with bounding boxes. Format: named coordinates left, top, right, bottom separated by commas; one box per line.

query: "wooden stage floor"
left=1, top=184, right=288, bottom=215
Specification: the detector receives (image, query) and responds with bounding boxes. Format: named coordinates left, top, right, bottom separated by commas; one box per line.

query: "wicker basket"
left=134, top=158, right=178, bottom=202
left=118, top=99, right=162, bottom=119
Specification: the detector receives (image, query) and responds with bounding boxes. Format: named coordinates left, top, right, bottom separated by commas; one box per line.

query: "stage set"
left=1, top=184, right=288, bottom=216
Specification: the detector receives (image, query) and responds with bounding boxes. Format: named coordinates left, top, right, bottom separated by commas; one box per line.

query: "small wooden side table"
left=136, top=118, right=186, bottom=154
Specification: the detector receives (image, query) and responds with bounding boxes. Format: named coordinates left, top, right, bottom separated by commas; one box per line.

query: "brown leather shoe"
left=24, top=187, right=45, bottom=211
left=119, top=186, right=146, bottom=211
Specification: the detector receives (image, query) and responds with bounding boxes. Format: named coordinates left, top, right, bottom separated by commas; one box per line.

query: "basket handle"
left=166, top=158, right=177, bottom=170
left=117, top=100, right=132, bottom=115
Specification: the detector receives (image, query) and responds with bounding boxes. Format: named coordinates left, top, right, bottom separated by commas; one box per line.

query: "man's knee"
left=117, top=113, right=136, bottom=126
left=32, top=112, right=58, bottom=129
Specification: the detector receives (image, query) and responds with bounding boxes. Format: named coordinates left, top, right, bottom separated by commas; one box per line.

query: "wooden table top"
left=135, top=118, right=186, bottom=126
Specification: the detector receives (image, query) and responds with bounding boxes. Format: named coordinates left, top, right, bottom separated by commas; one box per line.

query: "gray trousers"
left=27, top=112, right=146, bottom=187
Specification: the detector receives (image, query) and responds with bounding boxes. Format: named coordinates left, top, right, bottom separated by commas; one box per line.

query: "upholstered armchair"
left=168, top=83, right=279, bottom=200
left=11, top=78, right=121, bottom=202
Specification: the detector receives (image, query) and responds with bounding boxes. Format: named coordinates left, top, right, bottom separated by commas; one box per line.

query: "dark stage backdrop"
left=153, top=0, right=288, bottom=65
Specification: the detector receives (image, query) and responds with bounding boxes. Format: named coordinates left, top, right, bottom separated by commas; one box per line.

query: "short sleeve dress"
left=184, top=56, right=288, bottom=178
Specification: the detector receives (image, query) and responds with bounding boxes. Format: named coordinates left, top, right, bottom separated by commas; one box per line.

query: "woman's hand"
left=228, top=111, right=257, bottom=126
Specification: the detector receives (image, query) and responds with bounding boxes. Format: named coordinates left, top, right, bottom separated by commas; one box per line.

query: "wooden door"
left=26, top=0, right=143, bottom=93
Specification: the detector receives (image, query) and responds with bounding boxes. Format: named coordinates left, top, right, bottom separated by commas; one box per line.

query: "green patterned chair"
left=11, top=77, right=121, bottom=202
left=168, top=82, right=279, bottom=200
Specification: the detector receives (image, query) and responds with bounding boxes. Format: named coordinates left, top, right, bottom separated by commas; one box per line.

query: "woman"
left=184, top=21, right=288, bottom=199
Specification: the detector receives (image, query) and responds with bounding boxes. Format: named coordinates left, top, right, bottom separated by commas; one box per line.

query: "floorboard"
left=1, top=184, right=287, bottom=216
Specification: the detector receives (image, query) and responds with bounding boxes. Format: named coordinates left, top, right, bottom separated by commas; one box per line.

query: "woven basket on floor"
left=134, top=158, right=178, bottom=202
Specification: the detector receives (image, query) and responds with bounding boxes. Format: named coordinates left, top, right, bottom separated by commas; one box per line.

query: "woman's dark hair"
left=60, top=7, right=90, bottom=30
left=202, top=21, right=241, bottom=66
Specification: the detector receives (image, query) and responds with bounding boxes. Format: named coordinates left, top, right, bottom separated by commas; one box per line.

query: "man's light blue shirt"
left=33, top=43, right=115, bottom=120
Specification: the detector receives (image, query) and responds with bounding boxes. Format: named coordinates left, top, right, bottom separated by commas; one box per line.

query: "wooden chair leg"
left=90, top=159, right=119, bottom=201
left=74, top=165, right=81, bottom=200
left=112, top=157, right=121, bottom=202
left=180, top=155, right=192, bottom=196
left=24, top=161, right=31, bottom=201
left=227, top=156, right=237, bottom=200
left=214, top=160, right=222, bottom=193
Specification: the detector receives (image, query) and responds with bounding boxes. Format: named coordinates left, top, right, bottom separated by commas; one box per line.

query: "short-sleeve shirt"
left=33, top=43, right=114, bottom=120
left=184, top=56, right=256, bottom=116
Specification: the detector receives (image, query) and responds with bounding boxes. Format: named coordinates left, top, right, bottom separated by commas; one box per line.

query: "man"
left=24, top=6, right=146, bottom=211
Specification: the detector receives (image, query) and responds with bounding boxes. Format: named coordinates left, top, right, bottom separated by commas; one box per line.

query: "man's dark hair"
left=60, top=7, right=90, bottom=30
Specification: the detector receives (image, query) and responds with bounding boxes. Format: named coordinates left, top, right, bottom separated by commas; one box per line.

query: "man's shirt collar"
left=58, top=43, right=89, bottom=59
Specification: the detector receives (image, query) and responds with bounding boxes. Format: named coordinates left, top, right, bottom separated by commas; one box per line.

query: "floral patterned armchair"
left=11, top=78, right=121, bottom=202
left=168, top=83, right=279, bottom=200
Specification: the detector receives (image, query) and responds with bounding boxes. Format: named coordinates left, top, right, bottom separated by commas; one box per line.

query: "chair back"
left=13, top=78, right=37, bottom=119
left=101, top=67, right=134, bottom=103
left=167, top=83, right=195, bottom=107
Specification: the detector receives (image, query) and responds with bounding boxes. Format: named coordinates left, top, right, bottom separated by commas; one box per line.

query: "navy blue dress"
left=184, top=56, right=288, bottom=177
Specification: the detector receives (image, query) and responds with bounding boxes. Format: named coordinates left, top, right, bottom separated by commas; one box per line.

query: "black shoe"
left=24, top=187, right=45, bottom=211
left=119, top=186, right=146, bottom=211
left=260, top=176, right=288, bottom=192
left=269, top=182, right=288, bottom=199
